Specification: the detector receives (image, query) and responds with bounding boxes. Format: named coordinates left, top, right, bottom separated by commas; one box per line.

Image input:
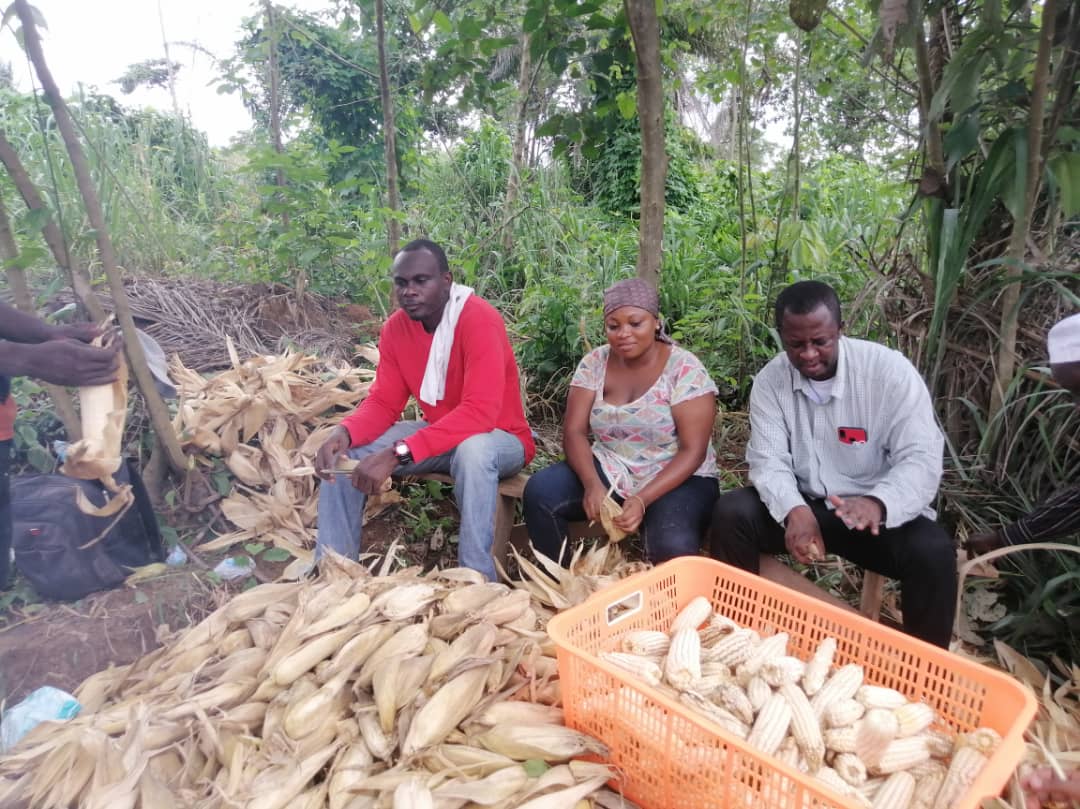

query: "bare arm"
left=562, top=385, right=606, bottom=521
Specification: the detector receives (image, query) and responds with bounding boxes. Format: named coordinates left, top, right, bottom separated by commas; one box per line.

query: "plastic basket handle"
left=605, top=590, right=644, bottom=626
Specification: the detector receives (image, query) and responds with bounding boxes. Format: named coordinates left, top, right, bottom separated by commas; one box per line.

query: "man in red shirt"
left=315, top=239, right=534, bottom=580
left=0, top=302, right=122, bottom=588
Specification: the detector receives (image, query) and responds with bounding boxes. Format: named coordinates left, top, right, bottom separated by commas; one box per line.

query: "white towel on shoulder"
left=419, top=283, right=474, bottom=406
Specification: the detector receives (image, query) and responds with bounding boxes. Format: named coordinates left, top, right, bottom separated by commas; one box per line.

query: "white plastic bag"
left=0, top=686, right=81, bottom=752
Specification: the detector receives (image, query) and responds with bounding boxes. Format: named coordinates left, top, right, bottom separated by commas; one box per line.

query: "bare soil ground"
left=0, top=502, right=420, bottom=707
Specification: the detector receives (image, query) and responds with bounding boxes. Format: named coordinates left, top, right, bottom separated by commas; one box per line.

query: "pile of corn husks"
left=0, top=545, right=650, bottom=809
left=171, top=340, right=381, bottom=568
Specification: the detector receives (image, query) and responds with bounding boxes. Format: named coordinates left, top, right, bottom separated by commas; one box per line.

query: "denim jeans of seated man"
left=315, top=421, right=526, bottom=581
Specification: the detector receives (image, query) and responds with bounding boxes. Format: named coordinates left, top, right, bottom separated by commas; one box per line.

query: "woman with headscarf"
left=523, top=278, right=720, bottom=565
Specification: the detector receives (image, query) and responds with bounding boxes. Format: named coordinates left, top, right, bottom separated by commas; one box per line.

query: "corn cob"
left=869, top=771, right=915, bottom=809
left=910, top=761, right=947, bottom=809
left=356, top=623, right=429, bottom=688
left=601, top=652, right=663, bottom=686
left=431, top=765, right=530, bottom=804
left=923, top=728, right=955, bottom=759
left=856, top=685, right=909, bottom=710
left=392, top=778, right=434, bottom=809
left=373, top=582, right=440, bottom=620
left=868, top=736, right=931, bottom=776
left=679, top=691, right=751, bottom=739
left=670, top=596, right=713, bottom=633
left=700, top=660, right=733, bottom=679
left=473, top=723, right=609, bottom=762
left=621, top=630, right=671, bottom=657
left=440, top=581, right=508, bottom=614
left=707, top=628, right=758, bottom=667
left=742, top=631, right=789, bottom=678
left=824, top=726, right=859, bottom=754
left=814, top=765, right=861, bottom=800
left=780, top=681, right=825, bottom=772
left=930, top=727, right=1000, bottom=809
left=824, top=698, right=865, bottom=728
left=810, top=664, right=865, bottom=720
left=298, top=591, right=372, bottom=638
left=746, top=692, right=793, bottom=756
left=715, top=683, right=755, bottom=724
left=401, top=663, right=493, bottom=754
left=691, top=672, right=732, bottom=696
left=832, top=752, right=868, bottom=786
left=894, top=702, right=936, bottom=738
left=664, top=627, right=703, bottom=690
left=856, top=709, right=899, bottom=768
left=747, top=675, right=772, bottom=713
left=271, top=625, right=357, bottom=686
left=761, top=655, right=807, bottom=687
left=801, top=637, right=837, bottom=696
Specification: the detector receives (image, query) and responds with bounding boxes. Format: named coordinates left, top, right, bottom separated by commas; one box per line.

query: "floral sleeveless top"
left=570, top=344, right=719, bottom=497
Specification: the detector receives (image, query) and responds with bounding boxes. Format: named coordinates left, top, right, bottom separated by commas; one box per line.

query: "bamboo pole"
left=12, top=0, right=187, bottom=475
left=989, top=0, right=1058, bottom=420
left=375, top=0, right=401, bottom=255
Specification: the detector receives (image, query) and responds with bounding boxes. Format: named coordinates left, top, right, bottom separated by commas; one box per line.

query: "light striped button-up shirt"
left=747, top=336, right=944, bottom=528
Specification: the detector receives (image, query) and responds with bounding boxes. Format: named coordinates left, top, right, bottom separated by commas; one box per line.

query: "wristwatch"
left=393, top=440, right=413, bottom=466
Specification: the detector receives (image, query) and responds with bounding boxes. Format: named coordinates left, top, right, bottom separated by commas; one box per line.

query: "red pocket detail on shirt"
left=837, top=426, right=867, bottom=445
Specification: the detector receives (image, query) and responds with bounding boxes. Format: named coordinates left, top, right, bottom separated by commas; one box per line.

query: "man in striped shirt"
left=966, top=312, right=1080, bottom=556
left=710, top=281, right=957, bottom=648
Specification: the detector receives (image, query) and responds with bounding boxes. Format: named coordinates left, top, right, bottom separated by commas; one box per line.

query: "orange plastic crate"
left=547, top=557, right=1036, bottom=809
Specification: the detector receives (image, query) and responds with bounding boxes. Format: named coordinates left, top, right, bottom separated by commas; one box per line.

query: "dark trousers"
left=0, top=439, right=11, bottom=589
left=523, top=458, right=719, bottom=566
left=710, top=486, right=957, bottom=648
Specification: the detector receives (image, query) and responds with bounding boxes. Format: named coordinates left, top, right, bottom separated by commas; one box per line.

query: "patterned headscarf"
left=602, top=278, right=672, bottom=343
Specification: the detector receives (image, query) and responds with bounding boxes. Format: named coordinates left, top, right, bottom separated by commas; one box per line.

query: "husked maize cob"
left=691, top=672, right=731, bottom=696
left=824, top=725, right=859, bottom=754
left=621, top=630, right=671, bottom=657
left=894, top=702, right=936, bottom=738
left=856, top=709, right=900, bottom=768
left=700, top=660, right=732, bottom=679
left=743, top=632, right=789, bottom=677
left=871, top=771, right=915, bottom=809
left=832, top=752, right=868, bottom=786
left=857, top=776, right=887, bottom=804
left=747, top=675, right=772, bottom=713
left=670, top=596, right=714, bottom=633
left=664, top=628, right=702, bottom=690
left=810, top=664, right=865, bottom=720
left=781, top=681, right=825, bottom=772
left=707, top=628, right=758, bottom=667
left=680, top=691, right=751, bottom=739
left=775, top=737, right=804, bottom=771
left=601, top=652, right=662, bottom=686
left=856, top=685, right=909, bottom=710
left=824, top=698, right=865, bottom=728
left=761, top=656, right=807, bottom=687
left=716, top=683, right=755, bottom=725
left=802, top=637, right=837, bottom=697
left=746, top=692, right=793, bottom=756
left=814, top=766, right=860, bottom=799
left=923, top=728, right=955, bottom=759
left=868, top=736, right=931, bottom=776
left=930, top=727, right=1000, bottom=809
left=910, top=761, right=946, bottom=809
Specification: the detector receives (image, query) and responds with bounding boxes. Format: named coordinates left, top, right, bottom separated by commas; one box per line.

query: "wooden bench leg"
left=859, top=571, right=886, bottom=621
left=492, top=493, right=516, bottom=572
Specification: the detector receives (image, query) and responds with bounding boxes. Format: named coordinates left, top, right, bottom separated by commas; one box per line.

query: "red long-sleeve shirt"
left=340, top=297, right=535, bottom=464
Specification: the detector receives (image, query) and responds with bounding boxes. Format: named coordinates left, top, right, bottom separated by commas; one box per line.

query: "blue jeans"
left=316, top=421, right=526, bottom=581
left=522, top=458, right=719, bottom=565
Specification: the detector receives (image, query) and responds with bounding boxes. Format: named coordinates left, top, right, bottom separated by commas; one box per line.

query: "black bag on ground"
left=9, top=459, right=164, bottom=600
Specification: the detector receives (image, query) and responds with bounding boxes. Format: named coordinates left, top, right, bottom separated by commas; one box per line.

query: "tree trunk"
left=500, top=31, right=534, bottom=255
left=624, top=0, right=666, bottom=287
left=13, top=0, right=188, bottom=475
left=0, top=189, right=81, bottom=438
left=989, top=0, right=1059, bottom=420
left=375, top=0, right=401, bottom=254
left=0, top=131, right=104, bottom=323
left=912, top=3, right=946, bottom=179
